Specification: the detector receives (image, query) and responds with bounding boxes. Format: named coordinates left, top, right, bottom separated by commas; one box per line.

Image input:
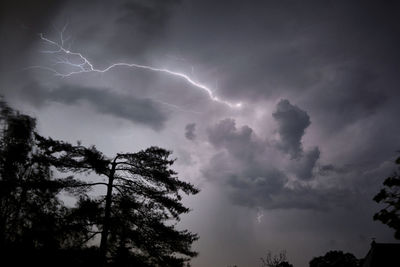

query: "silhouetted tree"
left=261, top=250, right=294, bottom=267
left=0, top=99, right=97, bottom=266
left=309, top=250, right=360, bottom=267
left=373, top=155, right=400, bottom=239
left=0, top=99, right=61, bottom=249
left=36, top=135, right=200, bottom=266
left=0, top=99, right=199, bottom=266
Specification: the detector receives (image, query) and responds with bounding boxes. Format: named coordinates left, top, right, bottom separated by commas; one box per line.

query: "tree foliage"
left=0, top=99, right=62, bottom=250
left=0, top=100, right=104, bottom=266
left=0, top=99, right=199, bottom=266
left=309, top=250, right=361, bottom=267
left=261, top=250, right=293, bottom=267
left=35, top=123, right=199, bottom=266
left=373, top=155, right=400, bottom=239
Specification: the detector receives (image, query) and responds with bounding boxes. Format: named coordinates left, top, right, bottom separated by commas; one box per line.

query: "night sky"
left=1, top=1, right=400, bottom=266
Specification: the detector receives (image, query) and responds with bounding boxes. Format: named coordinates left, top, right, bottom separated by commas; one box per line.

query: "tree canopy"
left=373, top=155, right=400, bottom=239
left=0, top=99, right=66, bottom=250
left=37, top=135, right=199, bottom=266
left=309, top=250, right=361, bottom=267
left=261, top=250, right=294, bottom=267
left=0, top=99, right=199, bottom=266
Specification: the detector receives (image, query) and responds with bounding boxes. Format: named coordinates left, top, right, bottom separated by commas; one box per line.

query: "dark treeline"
left=229, top=249, right=363, bottom=267
left=0, top=99, right=198, bottom=267
left=262, top=250, right=362, bottom=267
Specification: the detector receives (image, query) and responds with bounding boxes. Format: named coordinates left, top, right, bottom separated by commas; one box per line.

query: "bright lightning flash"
left=36, top=30, right=243, bottom=109
left=256, top=208, right=264, bottom=224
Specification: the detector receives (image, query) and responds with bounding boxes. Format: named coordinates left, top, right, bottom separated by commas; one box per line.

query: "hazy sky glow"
left=1, top=1, right=400, bottom=266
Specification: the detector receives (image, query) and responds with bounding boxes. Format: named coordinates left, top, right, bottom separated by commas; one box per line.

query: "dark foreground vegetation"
left=0, top=99, right=198, bottom=266
left=228, top=249, right=363, bottom=267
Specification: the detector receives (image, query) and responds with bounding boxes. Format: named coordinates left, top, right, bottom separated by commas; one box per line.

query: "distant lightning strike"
left=36, top=31, right=242, bottom=109
left=256, top=207, right=264, bottom=224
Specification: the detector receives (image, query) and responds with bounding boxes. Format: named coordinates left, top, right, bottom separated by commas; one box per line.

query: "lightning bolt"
left=256, top=207, right=264, bottom=223
left=34, top=29, right=242, bottom=109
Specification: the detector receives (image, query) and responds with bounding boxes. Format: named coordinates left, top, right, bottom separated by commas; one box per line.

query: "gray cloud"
left=21, top=83, right=168, bottom=130
left=317, top=164, right=352, bottom=177
left=291, top=147, right=320, bottom=181
left=205, top=118, right=285, bottom=206
left=273, top=99, right=311, bottom=158
left=306, top=66, right=388, bottom=132
left=202, top=150, right=288, bottom=209
left=185, top=122, right=196, bottom=140
left=109, top=0, right=182, bottom=57
left=207, top=118, right=266, bottom=160
left=0, top=0, right=66, bottom=75
left=202, top=107, right=390, bottom=211
left=204, top=117, right=341, bottom=210
left=118, top=0, right=181, bottom=30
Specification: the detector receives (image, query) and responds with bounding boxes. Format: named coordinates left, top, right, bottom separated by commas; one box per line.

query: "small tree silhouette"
left=373, top=154, right=400, bottom=239
left=261, top=250, right=293, bottom=267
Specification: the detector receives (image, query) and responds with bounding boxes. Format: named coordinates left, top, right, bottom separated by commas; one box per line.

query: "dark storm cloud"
left=0, top=0, right=66, bottom=36
left=207, top=118, right=265, bottom=160
left=307, top=66, right=388, bottom=132
left=205, top=118, right=284, bottom=205
left=225, top=168, right=288, bottom=208
left=203, top=142, right=346, bottom=211
left=204, top=116, right=341, bottom=210
left=109, top=0, right=182, bottom=57
left=0, top=0, right=66, bottom=73
left=273, top=99, right=311, bottom=159
left=202, top=150, right=288, bottom=209
left=202, top=113, right=385, bottom=211
left=185, top=123, right=196, bottom=140
left=201, top=96, right=387, bottom=210
left=291, top=147, right=320, bottom=181
left=170, top=1, right=400, bottom=135
left=118, top=0, right=181, bottom=30
left=21, top=83, right=168, bottom=130
left=318, top=164, right=351, bottom=177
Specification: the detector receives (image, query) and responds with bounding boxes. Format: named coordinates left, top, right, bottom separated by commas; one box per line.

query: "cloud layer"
left=21, top=83, right=168, bottom=130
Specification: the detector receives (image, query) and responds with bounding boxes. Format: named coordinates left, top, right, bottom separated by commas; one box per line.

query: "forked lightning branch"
left=34, top=28, right=242, bottom=109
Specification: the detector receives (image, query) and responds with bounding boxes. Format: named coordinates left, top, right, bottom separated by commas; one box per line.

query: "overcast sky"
left=1, top=1, right=400, bottom=266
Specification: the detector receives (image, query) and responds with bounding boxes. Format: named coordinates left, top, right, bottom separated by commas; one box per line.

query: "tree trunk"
left=99, top=161, right=116, bottom=265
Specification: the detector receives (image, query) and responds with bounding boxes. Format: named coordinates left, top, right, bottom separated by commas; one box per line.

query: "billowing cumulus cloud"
left=204, top=118, right=287, bottom=208
left=290, top=147, right=320, bottom=180
left=201, top=99, right=390, bottom=211
left=207, top=118, right=264, bottom=159
left=202, top=111, right=392, bottom=214
left=203, top=108, right=337, bottom=210
left=273, top=99, right=311, bottom=158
